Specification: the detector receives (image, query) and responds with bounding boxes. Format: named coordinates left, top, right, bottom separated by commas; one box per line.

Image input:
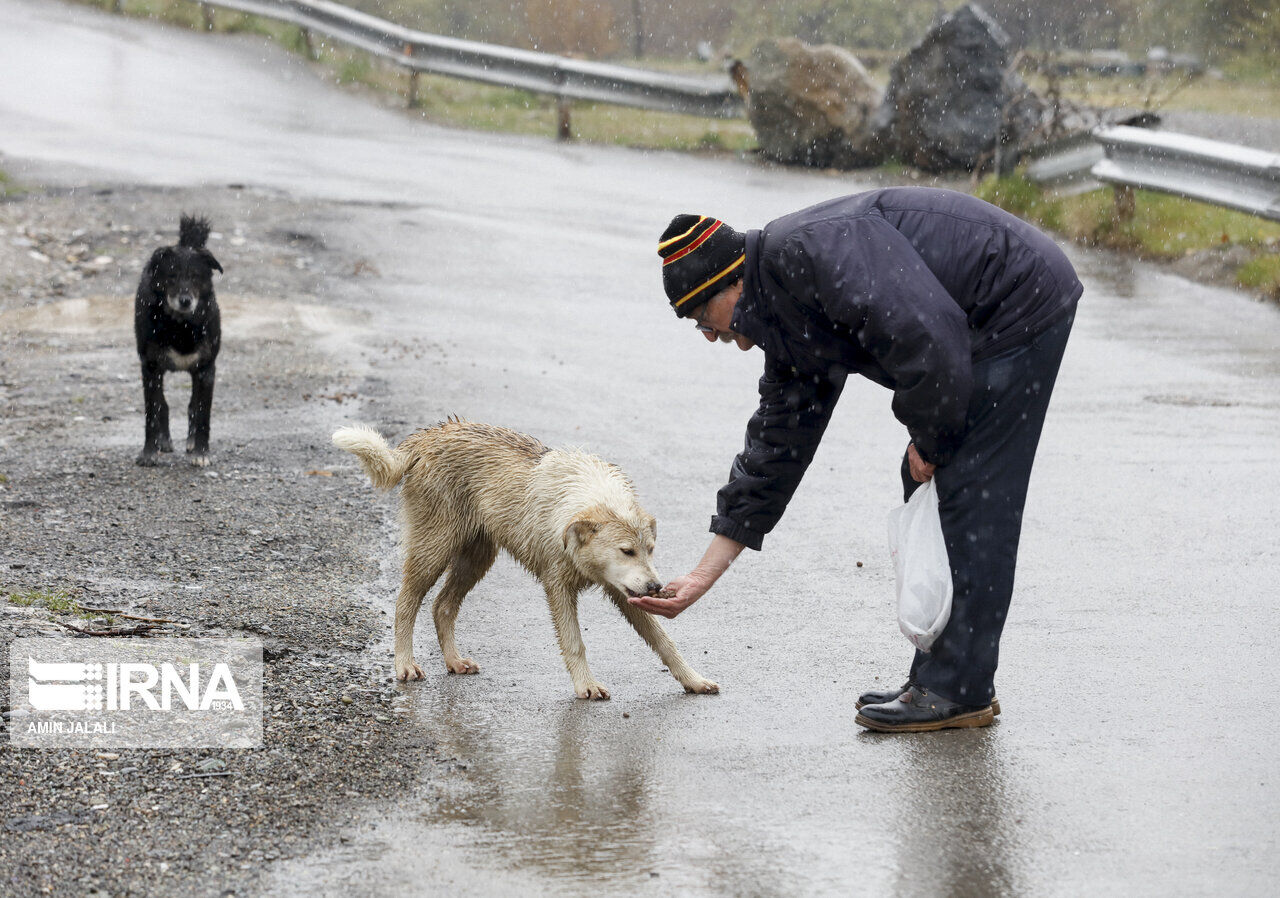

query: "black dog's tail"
left=179, top=214, right=212, bottom=250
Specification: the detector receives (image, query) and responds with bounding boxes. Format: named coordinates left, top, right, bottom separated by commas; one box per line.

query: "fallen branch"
left=74, top=604, right=179, bottom=624
left=119, top=613, right=177, bottom=624
left=57, top=621, right=169, bottom=637
left=173, top=771, right=234, bottom=780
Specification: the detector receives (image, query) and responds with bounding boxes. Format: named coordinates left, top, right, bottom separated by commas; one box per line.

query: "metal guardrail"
left=1023, top=131, right=1105, bottom=195
left=1027, top=126, right=1280, bottom=222
left=196, top=0, right=744, bottom=121
left=1091, top=126, right=1280, bottom=222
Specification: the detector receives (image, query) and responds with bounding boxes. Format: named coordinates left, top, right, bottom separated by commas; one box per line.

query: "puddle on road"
left=264, top=666, right=1022, bottom=898
left=1144, top=393, right=1238, bottom=408
left=0, top=293, right=363, bottom=343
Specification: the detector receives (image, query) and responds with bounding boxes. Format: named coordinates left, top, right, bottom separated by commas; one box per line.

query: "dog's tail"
left=332, top=425, right=410, bottom=490
left=179, top=214, right=212, bottom=250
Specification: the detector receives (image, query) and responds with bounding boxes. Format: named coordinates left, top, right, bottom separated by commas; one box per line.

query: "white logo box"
left=9, top=637, right=262, bottom=748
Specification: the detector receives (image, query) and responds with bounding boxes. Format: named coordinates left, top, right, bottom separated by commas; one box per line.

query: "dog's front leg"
left=544, top=583, right=609, bottom=700
left=137, top=361, right=171, bottom=465
left=606, top=588, right=719, bottom=695
left=187, top=364, right=215, bottom=466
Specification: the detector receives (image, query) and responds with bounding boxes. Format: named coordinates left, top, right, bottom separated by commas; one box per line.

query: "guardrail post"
left=200, top=3, right=215, bottom=31
left=299, top=28, right=318, bottom=61
left=549, top=70, right=572, bottom=141
left=108, top=0, right=122, bottom=12
left=407, top=71, right=420, bottom=109
left=556, top=96, right=572, bottom=141
left=1113, top=184, right=1136, bottom=223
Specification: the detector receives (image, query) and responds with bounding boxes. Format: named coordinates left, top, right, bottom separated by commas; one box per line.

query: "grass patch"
left=344, top=54, right=756, bottom=151
left=1238, top=254, right=1280, bottom=301
left=5, top=588, right=81, bottom=615
left=976, top=173, right=1280, bottom=298
left=972, top=172, right=1065, bottom=232
left=336, top=53, right=374, bottom=87
left=0, top=168, right=22, bottom=197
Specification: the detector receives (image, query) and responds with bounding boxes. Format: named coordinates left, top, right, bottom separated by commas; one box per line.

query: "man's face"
left=690, top=283, right=753, bottom=351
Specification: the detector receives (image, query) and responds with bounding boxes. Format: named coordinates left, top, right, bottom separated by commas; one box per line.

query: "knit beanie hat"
left=657, top=214, right=746, bottom=317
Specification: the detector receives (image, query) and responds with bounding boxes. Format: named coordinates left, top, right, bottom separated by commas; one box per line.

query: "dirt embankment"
left=0, top=183, right=444, bottom=898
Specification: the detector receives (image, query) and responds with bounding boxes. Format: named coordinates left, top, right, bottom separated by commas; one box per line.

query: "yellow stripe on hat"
left=658, top=216, right=707, bottom=252
left=674, top=255, right=744, bottom=308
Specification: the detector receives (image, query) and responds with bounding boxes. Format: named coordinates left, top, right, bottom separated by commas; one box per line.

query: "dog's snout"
left=645, top=579, right=662, bottom=595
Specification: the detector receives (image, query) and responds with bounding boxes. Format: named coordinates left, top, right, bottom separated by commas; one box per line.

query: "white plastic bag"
left=887, top=479, right=953, bottom=652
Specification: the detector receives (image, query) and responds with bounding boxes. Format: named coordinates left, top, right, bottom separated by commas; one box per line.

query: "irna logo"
left=27, top=657, right=245, bottom=712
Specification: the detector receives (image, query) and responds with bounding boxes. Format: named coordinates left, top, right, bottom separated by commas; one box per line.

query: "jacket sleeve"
left=711, top=358, right=846, bottom=551
left=779, top=217, right=972, bottom=465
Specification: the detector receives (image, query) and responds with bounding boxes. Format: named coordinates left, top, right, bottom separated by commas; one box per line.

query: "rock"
left=746, top=38, right=883, bottom=169
left=873, top=3, right=1044, bottom=173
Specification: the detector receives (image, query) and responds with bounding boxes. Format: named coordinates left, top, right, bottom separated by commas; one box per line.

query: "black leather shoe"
left=855, top=685, right=995, bottom=733
left=856, top=682, right=1000, bottom=715
left=856, top=682, right=910, bottom=709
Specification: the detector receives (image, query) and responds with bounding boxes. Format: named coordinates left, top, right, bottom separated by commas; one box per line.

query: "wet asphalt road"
left=4, top=2, right=1280, bottom=895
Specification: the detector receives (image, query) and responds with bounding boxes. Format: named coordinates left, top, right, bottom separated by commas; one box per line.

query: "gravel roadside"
left=0, top=182, right=445, bottom=898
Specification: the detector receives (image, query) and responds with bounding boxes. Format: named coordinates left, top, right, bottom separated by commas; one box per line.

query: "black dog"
left=134, top=214, right=223, bottom=467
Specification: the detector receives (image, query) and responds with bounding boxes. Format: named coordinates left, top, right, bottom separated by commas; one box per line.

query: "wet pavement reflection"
left=885, top=735, right=1020, bottom=898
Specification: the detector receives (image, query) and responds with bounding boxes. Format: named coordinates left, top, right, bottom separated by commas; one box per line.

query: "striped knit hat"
left=658, top=214, right=746, bottom=317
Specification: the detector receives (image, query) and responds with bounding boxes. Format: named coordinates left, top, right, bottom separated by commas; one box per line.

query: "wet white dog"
left=332, top=418, right=718, bottom=700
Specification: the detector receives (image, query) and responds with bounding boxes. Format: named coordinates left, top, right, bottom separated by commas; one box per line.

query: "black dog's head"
left=144, top=214, right=223, bottom=317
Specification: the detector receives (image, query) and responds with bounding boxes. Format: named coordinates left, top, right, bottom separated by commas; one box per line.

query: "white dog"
left=332, top=418, right=718, bottom=700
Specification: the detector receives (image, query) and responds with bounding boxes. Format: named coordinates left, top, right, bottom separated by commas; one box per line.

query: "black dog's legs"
left=186, top=364, right=215, bottom=464
left=137, top=362, right=172, bottom=465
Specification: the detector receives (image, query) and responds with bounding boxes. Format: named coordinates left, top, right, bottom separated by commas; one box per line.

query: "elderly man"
left=629, top=188, right=1081, bottom=733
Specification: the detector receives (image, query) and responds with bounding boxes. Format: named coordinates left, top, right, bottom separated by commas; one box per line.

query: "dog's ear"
left=643, top=514, right=657, bottom=540
left=563, top=518, right=600, bottom=551
left=143, top=248, right=170, bottom=291
left=146, top=246, right=170, bottom=271
left=201, top=249, right=223, bottom=274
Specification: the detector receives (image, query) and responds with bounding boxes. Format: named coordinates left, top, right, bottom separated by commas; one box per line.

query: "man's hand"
left=627, top=572, right=712, bottom=619
left=628, top=535, right=744, bottom=619
left=907, top=443, right=936, bottom=483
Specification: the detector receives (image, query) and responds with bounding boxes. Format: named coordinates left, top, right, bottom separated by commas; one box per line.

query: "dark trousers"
left=901, top=311, right=1075, bottom=706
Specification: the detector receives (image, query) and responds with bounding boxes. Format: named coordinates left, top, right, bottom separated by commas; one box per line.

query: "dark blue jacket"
left=711, top=188, right=1083, bottom=551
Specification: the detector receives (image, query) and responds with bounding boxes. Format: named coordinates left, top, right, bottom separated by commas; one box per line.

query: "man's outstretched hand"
left=628, top=534, right=746, bottom=619
left=627, top=573, right=712, bottom=619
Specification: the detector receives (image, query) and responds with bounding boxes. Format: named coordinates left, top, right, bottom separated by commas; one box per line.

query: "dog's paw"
left=157, top=437, right=174, bottom=453
left=446, top=657, right=480, bottom=675
left=682, top=677, right=720, bottom=695
left=135, top=451, right=160, bottom=467
left=395, top=658, right=425, bottom=681
left=188, top=452, right=211, bottom=468
left=575, top=682, right=611, bottom=701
